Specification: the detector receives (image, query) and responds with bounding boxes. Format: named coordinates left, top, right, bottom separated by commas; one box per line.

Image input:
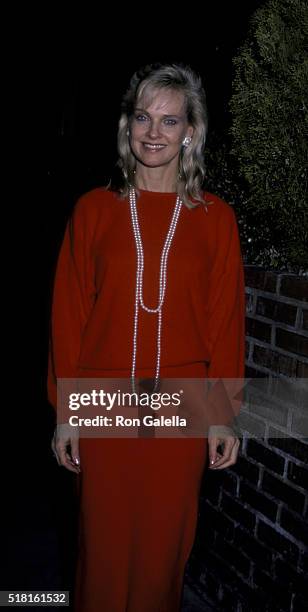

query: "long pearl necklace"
left=129, top=187, right=182, bottom=388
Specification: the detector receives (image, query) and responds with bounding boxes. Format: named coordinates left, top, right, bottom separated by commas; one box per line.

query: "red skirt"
left=73, top=364, right=209, bottom=612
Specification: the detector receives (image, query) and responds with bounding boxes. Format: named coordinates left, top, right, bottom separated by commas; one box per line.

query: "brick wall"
left=186, top=266, right=308, bottom=612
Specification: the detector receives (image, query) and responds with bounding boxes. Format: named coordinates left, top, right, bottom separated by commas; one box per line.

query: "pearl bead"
left=129, top=188, right=182, bottom=389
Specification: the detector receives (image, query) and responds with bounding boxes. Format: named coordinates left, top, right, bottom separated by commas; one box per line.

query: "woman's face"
left=129, top=87, right=193, bottom=170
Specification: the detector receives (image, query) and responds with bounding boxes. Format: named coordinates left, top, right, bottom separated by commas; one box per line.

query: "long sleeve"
left=47, top=196, right=97, bottom=412
left=205, top=204, right=245, bottom=426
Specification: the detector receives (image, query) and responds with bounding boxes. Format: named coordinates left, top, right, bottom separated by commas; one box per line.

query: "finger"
left=209, top=437, right=236, bottom=468
left=57, top=445, right=80, bottom=473
left=212, top=439, right=240, bottom=469
left=51, top=437, right=56, bottom=453
left=51, top=448, right=61, bottom=465
left=51, top=439, right=61, bottom=465
left=208, top=436, right=219, bottom=466
left=216, top=437, right=234, bottom=461
left=52, top=451, right=61, bottom=467
left=60, top=452, right=80, bottom=473
left=70, top=439, right=81, bottom=470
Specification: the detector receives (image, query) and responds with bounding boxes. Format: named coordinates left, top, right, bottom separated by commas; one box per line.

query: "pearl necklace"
left=129, top=187, right=182, bottom=388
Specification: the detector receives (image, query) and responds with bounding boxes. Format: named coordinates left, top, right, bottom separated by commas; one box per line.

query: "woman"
left=48, top=63, right=245, bottom=612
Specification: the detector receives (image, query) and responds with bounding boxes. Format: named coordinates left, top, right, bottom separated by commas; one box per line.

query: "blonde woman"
left=48, top=63, right=245, bottom=612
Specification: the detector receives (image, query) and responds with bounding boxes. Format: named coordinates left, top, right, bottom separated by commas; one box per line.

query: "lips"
left=142, top=143, right=166, bottom=150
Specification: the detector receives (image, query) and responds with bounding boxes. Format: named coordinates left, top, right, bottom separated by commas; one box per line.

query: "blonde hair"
left=111, top=63, right=208, bottom=208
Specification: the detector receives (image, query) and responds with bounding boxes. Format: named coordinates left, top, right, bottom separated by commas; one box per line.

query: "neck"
left=135, top=165, right=178, bottom=193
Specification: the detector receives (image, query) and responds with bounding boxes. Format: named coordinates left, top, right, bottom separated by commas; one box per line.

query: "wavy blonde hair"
left=110, top=63, right=208, bottom=208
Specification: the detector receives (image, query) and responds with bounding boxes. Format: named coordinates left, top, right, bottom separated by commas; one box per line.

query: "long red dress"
left=48, top=188, right=245, bottom=612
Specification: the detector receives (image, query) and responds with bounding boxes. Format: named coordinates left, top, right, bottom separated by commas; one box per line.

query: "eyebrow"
left=134, top=108, right=183, bottom=119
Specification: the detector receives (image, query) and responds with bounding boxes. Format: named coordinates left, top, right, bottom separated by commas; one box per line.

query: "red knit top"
left=48, top=188, right=245, bottom=411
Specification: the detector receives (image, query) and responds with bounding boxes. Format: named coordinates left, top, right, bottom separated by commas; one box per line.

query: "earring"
left=182, top=136, right=192, bottom=147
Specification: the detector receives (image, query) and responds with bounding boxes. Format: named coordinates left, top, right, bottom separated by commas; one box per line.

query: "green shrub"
left=204, top=133, right=253, bottom=264
left=229, top=0, right=308, bottom=271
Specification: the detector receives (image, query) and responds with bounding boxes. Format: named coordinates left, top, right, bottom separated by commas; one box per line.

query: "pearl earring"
left=182, top=136, right=192, bottom=147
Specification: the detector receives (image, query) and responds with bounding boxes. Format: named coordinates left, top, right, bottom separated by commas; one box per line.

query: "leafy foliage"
left=227, top=0, right=308, bottom=271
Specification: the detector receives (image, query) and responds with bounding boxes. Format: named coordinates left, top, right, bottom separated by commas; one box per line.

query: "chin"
left=138, top=153, right=175, bottom=168
left=136, top=158, right=165, bottom=169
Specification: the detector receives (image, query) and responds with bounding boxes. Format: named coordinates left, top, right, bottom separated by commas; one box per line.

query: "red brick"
left=253, top=345, right=296, bottom=376
left=237, top=411, right=266, bottom=437
left=298, top=551, right=308, bottom=574
left=215, top=532, right=251, bottom=578
left=235, top=525, right=273, bottom=569
left=262, top=471, right=305, bottom=513
left=268, top=429, right=308, bottom=463
left=256, top=297, right=297, bottom=326
left=221, top=471, right=239, bottom=495
left=302, top=308, right=308, bottom=331
left=253, top=568, right=292, bottom=610
left=270, top=376, right=301, bottom=408
left=280, top=507, right=308, bottom=546
left=291, top=413, right=308, bottom=438
left=276, top=328, right=308, bottom=358
left=280, top=276, right=308, bottom=301
left=202, top=503, right=235, bottom=541
left=246, top=317, right=272, bottom=342
left=244, top=266, right=277, bottom=292
left=287, top=462, right=308, bottom=490
left=296, top=361, right=308, bottom=377
left=258, top=520, right=299, bottom=563
left=275, top=558, right=308, bottom=597
left=245, top=365, right=268, bottom=378
left=232, top=455, right=260, bottom=484
left=246, top=439, right=285, bottom=475
left=239, top=482, right=278, bottom=521
left=245, top=292, right=255, bottom=314
left=247, top=390, right=288, bottom=427
left=221, top=492, right=256, bottom=530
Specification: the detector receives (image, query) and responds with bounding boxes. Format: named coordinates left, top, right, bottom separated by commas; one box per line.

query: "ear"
left=187, top=125, right=194, bottom=139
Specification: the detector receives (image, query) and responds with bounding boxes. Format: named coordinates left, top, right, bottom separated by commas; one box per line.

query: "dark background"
left=7, top=0, right=266, bottom=599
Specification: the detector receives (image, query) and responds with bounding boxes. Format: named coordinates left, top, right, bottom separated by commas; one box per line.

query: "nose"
left=147, top=120, right=161, bottom=139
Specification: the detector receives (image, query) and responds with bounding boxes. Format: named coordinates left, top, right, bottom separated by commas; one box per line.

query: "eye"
left=163, top=119, right=177, bottom=126
left=134, top=114, right=149, bottom=122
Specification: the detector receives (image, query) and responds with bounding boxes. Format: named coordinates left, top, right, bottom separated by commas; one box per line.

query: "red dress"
left=48, top=188, right=245, bottom=612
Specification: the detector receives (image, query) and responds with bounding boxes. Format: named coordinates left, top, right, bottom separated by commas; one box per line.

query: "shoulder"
left=73, top=187, right=122, bottom=217
left=203, top=191, right=239, bottom=236
left=203, top=191, right=236, bottom=222
left=199, top=192, right=241, bottom=252
left=68, top=188, right=124, bottom=241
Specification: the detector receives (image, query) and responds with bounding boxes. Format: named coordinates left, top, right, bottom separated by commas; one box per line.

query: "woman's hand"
left=208, top=425, right=240, bottom=470
left=51, top=424, right=81, bottom=474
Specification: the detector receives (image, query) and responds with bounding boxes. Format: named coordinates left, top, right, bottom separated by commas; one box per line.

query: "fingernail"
left=73, top=457, right=80, bottom=465
left=210, top=458, right=215, bottom=465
